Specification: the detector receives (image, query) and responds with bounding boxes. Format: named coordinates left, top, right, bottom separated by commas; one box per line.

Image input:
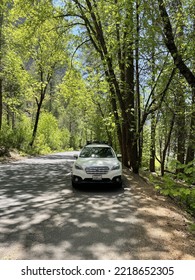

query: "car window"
left=80, top=147, right=115, bottom=158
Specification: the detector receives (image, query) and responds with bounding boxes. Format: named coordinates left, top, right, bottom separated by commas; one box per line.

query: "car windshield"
left=80, top=146, right=115, bottom=158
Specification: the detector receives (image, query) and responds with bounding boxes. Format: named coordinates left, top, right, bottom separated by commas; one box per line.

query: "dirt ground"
left=0, top=150, right=28, bottom=163
left=123, top=169, right=195, bottom=259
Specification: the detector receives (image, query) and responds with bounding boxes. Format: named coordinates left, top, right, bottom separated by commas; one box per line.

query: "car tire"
left=72, top=180, right=77, bottom=188
left=116, top=181, right=122, bottom=188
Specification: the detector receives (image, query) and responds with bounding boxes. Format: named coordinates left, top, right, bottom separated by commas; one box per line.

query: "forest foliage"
left=0, top=0, right=195, bottom=207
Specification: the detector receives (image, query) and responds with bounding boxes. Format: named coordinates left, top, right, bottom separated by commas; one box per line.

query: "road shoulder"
left=123, top=168, right=195, bottom=259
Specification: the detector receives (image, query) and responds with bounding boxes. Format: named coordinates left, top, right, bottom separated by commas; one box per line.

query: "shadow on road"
left=0, top=153, right=194, bottom=259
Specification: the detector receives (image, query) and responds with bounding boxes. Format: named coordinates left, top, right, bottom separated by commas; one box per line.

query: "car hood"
left=75, top=157, right=120, bottom=168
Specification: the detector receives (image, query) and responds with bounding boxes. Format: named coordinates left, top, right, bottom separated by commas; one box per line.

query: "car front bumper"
left=71, top=174, right=122, bottom=185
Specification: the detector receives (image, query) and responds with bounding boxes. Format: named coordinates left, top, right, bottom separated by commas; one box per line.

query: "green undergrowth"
left=142, top=169, right=195, bottom=218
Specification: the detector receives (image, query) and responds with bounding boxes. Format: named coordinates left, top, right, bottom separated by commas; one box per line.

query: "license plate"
left=92, top=175, right=102, bottom=181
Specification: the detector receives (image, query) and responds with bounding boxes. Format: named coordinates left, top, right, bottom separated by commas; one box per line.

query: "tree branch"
left=70, top=39, right=91, bottom=68
left=158, top=0, right=195, bottom=87
left=139, top=67, right=176, bottom=134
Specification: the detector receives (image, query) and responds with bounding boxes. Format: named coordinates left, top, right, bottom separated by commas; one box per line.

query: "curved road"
left=0, top=152, right=195, bottom=260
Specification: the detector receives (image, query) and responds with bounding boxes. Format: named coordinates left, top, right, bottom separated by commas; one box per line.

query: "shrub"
left=36, top=112, right=70, bottom=152
left=0, top=116, right=32, bottom=152
left=150, top=172, right=195, bottom=217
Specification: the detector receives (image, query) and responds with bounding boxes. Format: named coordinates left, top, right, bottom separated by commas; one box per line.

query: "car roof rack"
left=86, top=140, right=110, bottom=145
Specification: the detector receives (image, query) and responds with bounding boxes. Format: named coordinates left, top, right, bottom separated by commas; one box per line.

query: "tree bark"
left=175, top=82, right=186, bottom=172
left=161, top=113, right=175, bottom=176
left=150, top=22, right=156, bottom=172
left=186, top=88, right=195, bottom=164
left=135, top=0, right=142, bottom=166
left=150, top=113, right=156, bottom=172
left=0, top=10, right=3, bottom=130
left=29, top=95, right=44, bottom=147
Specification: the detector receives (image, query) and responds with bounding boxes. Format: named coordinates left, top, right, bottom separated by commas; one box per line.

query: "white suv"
left=71, top=143, right=122, bottom=187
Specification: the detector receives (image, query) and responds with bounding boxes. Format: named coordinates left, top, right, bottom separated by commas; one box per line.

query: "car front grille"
left=85, top=166, right=109, bottom=175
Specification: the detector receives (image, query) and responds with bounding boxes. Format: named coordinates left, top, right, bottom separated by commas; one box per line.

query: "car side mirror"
left=117, top=154, right=122, bottom=158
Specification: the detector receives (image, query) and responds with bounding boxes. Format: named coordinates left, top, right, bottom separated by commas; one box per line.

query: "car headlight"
left=75, top=163, right=83, bottom=170
left=111, top=163, right=120, bottom=170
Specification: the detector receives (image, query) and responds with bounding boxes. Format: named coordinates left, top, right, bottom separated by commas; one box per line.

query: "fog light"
left=75, top=177, right=79, bottom=182
left=116, top=178, right=120, bottom=182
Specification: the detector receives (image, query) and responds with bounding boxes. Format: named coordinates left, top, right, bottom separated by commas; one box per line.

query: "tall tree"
left=11, top=0, right=69, bottom=147
left=64, top=0, right=140, bottom=172
left=158, top=0, right=195, bottom=164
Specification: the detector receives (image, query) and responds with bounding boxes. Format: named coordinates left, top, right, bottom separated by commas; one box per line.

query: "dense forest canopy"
left=0, top=0, right=194, bottom=180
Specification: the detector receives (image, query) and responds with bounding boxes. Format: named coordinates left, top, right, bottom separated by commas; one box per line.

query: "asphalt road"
left=0, top=152, right=131, bottom=259
left=0, top=152, right=195, bottom=260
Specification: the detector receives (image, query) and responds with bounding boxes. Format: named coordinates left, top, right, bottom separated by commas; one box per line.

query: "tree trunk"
left=176, top=82, right=186, bottom=172
left=171, top=0, right=186, bottom=172
left=122, top=1, right=139, bottom=173
left=161, top=113, right=175, bottom=176
left=150, top=30, right=156, bottom=172
left=135, top=0, right=142, bottom=166
left=0, top=77, right=2, bottom=130
left=150, top=113, right=156, bottom=172
left=121, top=123, right=129, bottom=167
left=125, top=55, right=139, bottom=173
left=186, top=88, right=195, bottom=163
left=29, top=97, right=43, bottom=147
left=0, top=10, right=3, bottom=130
